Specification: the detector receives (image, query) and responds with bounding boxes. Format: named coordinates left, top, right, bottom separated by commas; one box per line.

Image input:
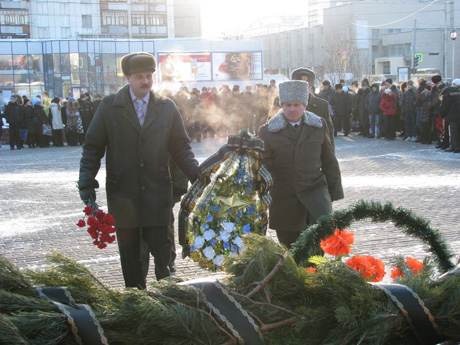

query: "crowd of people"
left=313, top=75, right=460, bottom=153
left=1, top=92, right=102, bottom=150
left=2, top=74, right=459, bottom=154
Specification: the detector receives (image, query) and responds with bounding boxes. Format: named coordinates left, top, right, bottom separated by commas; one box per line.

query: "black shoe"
left=344, top=133, right=348, bottom=137
left=444, top=148, right=454, bottom=152
left=454, top=149, right=460, bottom=153
left=367, top=135, right=374, bottom=138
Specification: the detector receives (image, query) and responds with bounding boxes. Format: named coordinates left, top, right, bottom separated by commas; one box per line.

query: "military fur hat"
left=121, top=52, right=156, bottom=76
left=279, top=81, right=309, bottom=105
left=291, top=67, right=316, bottom=83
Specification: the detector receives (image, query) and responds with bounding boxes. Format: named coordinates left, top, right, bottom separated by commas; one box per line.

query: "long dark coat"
left=259, top=111, right=344, bottom=233
left=79, top=84, right=199, bottom=228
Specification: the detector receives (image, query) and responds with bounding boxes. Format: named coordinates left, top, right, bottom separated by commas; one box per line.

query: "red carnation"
left=95, top=210, right=105, bottom=220
left=103, top=214, right=115, bottom=226
left=83, top=206, right=94, bottom=216
left=87, top=216, right=98, bottom=227
left=108, top=235, right=116, bottom=243
left=76, top=219, right=86, bottom=227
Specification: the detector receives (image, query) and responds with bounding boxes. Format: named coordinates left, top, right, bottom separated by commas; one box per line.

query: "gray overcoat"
left=79, top=84, right=199, bottom=228
left=259, top=111, right=344, bottom=232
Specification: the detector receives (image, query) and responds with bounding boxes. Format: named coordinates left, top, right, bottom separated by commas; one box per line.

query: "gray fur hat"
left=278, top=80, right=309, bottom=105
left=121, top=52, right=156, bottom=76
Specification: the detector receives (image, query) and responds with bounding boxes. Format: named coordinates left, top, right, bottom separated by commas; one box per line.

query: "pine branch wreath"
left=290, top=200, right=455, bottom=272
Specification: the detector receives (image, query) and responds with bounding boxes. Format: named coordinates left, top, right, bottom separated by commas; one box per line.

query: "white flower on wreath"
left=202, top=246, right=216, bottom=260
left=194, top=236, right=205, bottom=249
left=223, top=222, right=235, bottom=233
left=204, top=229, right=216, bottom=241
left=213, top=254, right=225, bottom=266
left=233, top=236, right=245, bottom=249
left=219, top=230, right=231, bottom=242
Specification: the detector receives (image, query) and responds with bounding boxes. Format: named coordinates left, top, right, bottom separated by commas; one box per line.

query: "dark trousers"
left=9, top=123, right=21, bottom=149
left=276, top=212, right=315, bottom=248
left=405, top=111, right=417, bottom=137
left=117, top=226, right=172, bottom=289
left=383, top=115, right=396, bottom=139
left=52, top=129, right=64, bottom=147
left=334, top=115, right=351, bottom=135
left=450, top=121, right=460, bottom=150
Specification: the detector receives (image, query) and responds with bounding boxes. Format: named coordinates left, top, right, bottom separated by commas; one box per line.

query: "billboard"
left=157, top=53, right=212, bottom=82
left=212, top=52, right=263, bottom=81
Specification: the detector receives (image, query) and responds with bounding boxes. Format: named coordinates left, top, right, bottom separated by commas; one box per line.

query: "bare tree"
left=318, top=29, right=372, bottom=84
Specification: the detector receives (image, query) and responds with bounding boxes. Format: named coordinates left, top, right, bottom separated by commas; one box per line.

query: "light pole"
left=451, top=30, right=457, bottom=79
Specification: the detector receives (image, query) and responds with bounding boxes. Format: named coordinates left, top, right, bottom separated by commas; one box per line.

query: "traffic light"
left=414, top=56, right=419, bottom=68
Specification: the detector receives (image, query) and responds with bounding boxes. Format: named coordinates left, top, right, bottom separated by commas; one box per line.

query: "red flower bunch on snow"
left=320, top=229, right=355, bottom=257
left=345, top=255, right=386, bottom=282
left=77, top=205, right=117, bottom=249
left=390, top=257, right=424, bottom=280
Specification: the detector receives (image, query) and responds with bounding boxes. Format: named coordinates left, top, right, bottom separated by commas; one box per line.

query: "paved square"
left=1, top=134, right=459, bottom=289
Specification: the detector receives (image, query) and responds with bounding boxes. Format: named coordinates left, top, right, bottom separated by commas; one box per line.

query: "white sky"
left=200, top=0, right=309, bottom=37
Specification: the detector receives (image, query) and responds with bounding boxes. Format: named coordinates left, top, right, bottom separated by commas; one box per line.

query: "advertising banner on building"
left=212, top=52, right=263, bottom=81
left=158, top=53, right=212, bottom=82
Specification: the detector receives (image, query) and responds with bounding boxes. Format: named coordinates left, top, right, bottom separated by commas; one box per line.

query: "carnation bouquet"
left=179, top=135, right=272, bottom=270
left=76, top=200, right=117, bottom=249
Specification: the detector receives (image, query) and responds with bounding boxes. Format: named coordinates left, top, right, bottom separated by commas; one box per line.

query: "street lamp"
left=451, top=30, right=457, bottom=79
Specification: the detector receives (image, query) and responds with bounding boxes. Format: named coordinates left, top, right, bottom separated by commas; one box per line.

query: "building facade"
left=1, top=0, right=201, bottom=40
left=0, top=38, right=264, bottom=106
left=249, top=0, right=458, bottom=83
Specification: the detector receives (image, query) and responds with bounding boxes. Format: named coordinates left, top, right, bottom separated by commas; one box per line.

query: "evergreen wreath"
left=290, top=200, right=456, bottom=273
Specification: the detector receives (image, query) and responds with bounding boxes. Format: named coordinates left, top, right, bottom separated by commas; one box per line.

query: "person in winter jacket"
left=439, top=79, right=460, bottom=153
left=401, top=80, right=417, bottom=142
left=4, top=95, right=24, bottom=150
left=330, top=83, right=351, bottom=136
left=356, top=80, right=371, bottom=137
left=24, top=99, right=38, bottom=148
left=66, top=98, right=83, bottom=146
left=418, top=84, right=432, bottom=144
left=365, top=83, right=382, bottom=138
left=34, top=100, right=50, bottom=148
left=50, top=97, right=64, bottom=147
left=317, top=80, right=335, bottom=103
left=380, top=89, right=397, bottom=140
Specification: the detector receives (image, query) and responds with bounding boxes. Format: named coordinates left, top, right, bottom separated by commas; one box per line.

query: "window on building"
left=82, top=15, right=92, bottom=28
left=102, top=10, right=128, bottom=26
left=383, top=61, right=390, bottom=75
left=0, top=10, right=29, bottom=25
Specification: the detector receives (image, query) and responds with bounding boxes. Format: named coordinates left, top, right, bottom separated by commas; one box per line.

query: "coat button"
left=140, top=161, right=145, bottom=168
left=141, top=186, right=146, bottom=191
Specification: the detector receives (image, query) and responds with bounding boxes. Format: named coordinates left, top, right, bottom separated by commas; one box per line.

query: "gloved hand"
left=181, top=246, right=190, bottom=259
left=79, top=187, right=96, bottom=205
left=173, top=187, right=187, bottom=200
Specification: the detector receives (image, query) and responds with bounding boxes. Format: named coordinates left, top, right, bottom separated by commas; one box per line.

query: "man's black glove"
left=79, top=187, right=96, bottom=205
left=173, top=187, right=188, bottom=200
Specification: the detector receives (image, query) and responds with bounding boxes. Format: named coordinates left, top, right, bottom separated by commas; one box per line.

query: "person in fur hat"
left=258, top=80, right=344, bottom=248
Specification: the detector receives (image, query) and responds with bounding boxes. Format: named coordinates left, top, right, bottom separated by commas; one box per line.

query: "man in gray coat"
left=259, top=81, right=344, bottom=248
left=79, top=52, right=200, bottom=289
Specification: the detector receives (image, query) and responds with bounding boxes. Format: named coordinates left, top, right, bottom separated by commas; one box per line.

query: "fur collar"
left=267, top=110, right=323, bottom=133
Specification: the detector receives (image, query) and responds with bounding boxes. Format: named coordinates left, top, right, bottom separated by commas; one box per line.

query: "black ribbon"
left=182, top=279, right=264, bottom=345
left=35, top=287, right=108, bottom=345
left=373, top=283, right=447, bottom=345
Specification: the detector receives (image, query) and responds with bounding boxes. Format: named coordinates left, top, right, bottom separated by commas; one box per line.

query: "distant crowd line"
left=2, top=74, right=460, bottom=153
